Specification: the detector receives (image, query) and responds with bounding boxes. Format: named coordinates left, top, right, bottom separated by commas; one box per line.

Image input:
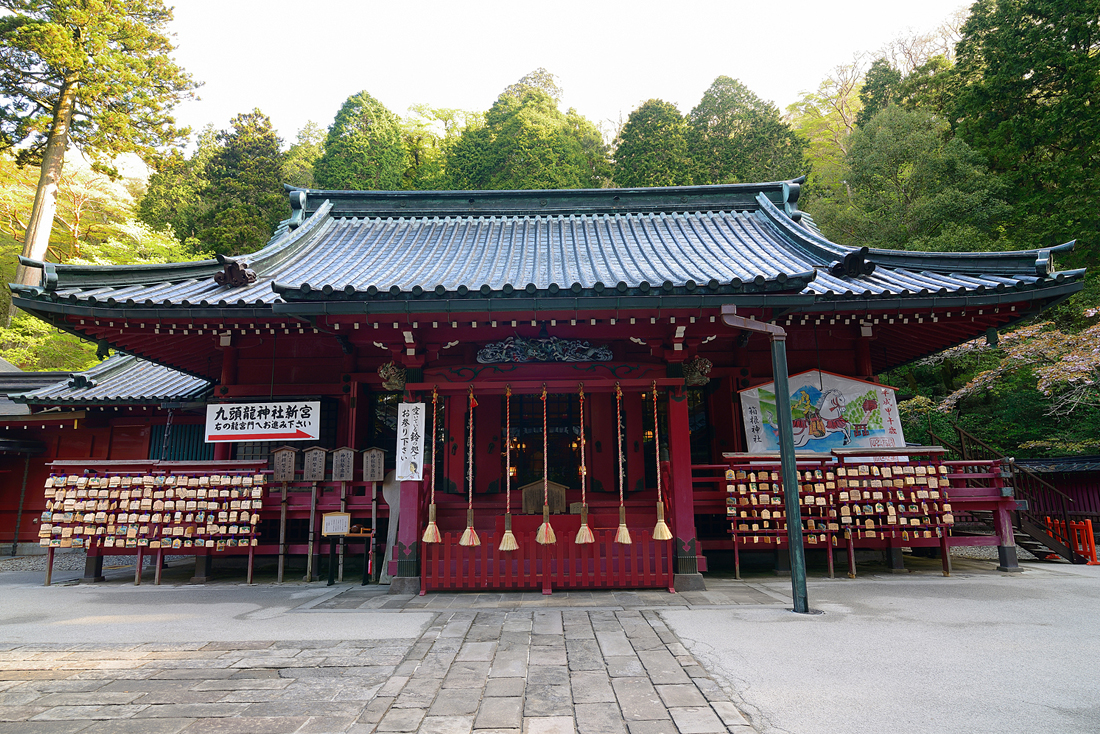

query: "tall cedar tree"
left=446, top=73, right=609, bottom=190
left=0, top=0, right=197, bottom=288
left=196, top=111, right=286, bottom=256
left=951, top=0, right=1100, bottom=266
left=138, top=125, right=217, bottom=243
left=613, top=100, right=693, bottom=188
left=855, top=59, right=902, bottom=127
left=688, top=76, right=806, bottom=184
left=313, top=91, right=405, bottom=191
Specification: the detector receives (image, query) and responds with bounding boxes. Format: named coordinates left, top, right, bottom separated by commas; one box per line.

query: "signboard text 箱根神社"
left=205, top=401, right=321, bottom=443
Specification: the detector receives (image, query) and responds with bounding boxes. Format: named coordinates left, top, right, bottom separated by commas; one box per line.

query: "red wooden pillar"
left=589, top=393, right=615, bottom=494
left=667, top=386, right=705, bottom=590
left=213, top=346, right=238, bottom=461
left=478, top=395, right=502, bottom=495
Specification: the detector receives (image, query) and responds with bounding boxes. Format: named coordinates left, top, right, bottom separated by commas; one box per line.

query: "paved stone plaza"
left=0, top=581, right=768, bottom=734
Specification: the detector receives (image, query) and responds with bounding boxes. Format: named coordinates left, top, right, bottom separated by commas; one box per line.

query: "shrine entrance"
left=507, top=393, right=581, bottom=491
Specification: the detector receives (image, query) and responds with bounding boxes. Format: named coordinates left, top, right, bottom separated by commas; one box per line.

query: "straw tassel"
left=459, top=507, right=480, bottom=547
left=422, top=386, right=441, bottom=544
left=499, top=513, right=518, bottom=551
left=575, top=504, right=595, bottom=544
left=652, top=502, right=672, bottom=541
left=615, top=505, right=632, bottom=544
left=536, top=505, right=556, bottom=545
left=422, top=503, right=442, bottom=543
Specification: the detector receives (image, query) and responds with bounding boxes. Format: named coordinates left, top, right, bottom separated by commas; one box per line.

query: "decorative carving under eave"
left=379, top=361, right=407, bottom=391
left=476, top=335, right=613, bottom=364
left=683, top=356, right=713, bottom=386
left=214, top=254, right=257, bottom=288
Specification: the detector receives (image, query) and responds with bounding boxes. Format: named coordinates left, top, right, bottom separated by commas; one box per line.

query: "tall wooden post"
left=667, top=386, right=704, bottom=591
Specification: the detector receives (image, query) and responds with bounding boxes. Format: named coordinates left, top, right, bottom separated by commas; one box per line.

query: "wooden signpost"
left=302, top=447, right=327, bottom=581
left=331, top=447, right=355, bottom=582
left=272, top=446, right=297, bottom=582
left=363, top=447, right=385, bottom=584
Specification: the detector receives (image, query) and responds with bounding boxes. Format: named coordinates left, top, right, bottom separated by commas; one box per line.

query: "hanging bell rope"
left=422, top=386, right=442, bottom=543
left=614, top=382, right=632, bottom=544
left=575, top=383, right=594, bottom=544
left=651, top=381, right=673, bottom=541
left=536, top=383, right=556, bottom=545
left=459, top=385, right=480, bottom=547
left=499, top=385, right=519, bottom=552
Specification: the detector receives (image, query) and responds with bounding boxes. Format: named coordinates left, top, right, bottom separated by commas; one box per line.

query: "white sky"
left=165, top=0, right=971, bottom=146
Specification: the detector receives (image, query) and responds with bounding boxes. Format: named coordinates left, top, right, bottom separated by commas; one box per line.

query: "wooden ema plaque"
left=302, top=447, right=327, bottom=482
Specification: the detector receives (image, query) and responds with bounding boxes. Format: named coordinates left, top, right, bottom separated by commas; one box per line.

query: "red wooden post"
left=134, top=546, right=144, bottom=586
left=44, top=546, right=54, bottom=586
left=667, top=387, right=704, bottom=590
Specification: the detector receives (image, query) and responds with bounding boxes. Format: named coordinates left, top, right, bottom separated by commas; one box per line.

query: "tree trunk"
left=12, top=76, right=78, bottom=308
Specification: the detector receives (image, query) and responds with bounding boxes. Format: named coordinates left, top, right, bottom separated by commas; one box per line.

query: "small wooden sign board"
left=321, top=512, right=352, bottom=537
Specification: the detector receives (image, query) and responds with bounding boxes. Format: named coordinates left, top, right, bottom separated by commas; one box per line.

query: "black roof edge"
left=286, top=178, right=807, bottom=219
left=271, top=269, right=819, bottom=303
left=10, top=200, right=335, bottom=293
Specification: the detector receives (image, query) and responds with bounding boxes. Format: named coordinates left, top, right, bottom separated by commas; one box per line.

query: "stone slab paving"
left=0, top=585, right=768, bottom=733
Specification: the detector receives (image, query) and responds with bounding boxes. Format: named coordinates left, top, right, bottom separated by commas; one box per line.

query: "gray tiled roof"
left=10, top=181, right=1084, bottom=310
left=14, top=354, right=210, bottom=405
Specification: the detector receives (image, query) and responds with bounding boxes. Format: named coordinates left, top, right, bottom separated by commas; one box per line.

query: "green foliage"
left=951, top=0, right=1100, bottom=264
left=835, top=106, right=1016, bottom=251
left=687, top=76, right=807, bottom=184
left=613, top=99, right=693, bottom=188
left=0, top=312, right=96, bottom=371
left=195, top=110, right=287, bottom=256
left=855, top=59, right=901, bottom=127
left=137, top=125, right=217, bottom=243
left=71, top=219, right=210, bottom=265
left=445, top=72, right=610, bottom=190
left=785, top=62, right=863, bottom=238
left=313, top=91, right=405, bottom=191
left=0, top=0, right=198, bottom=172
left=283, top=122, right=325, bottom=189
left=400, top=105, right=476, bottom=191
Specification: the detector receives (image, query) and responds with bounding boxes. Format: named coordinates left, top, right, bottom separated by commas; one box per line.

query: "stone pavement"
left=0, top=587, right=765, bottom=734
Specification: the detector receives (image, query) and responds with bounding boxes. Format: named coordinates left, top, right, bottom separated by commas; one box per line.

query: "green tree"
left=313, top=91, right=405, bottom=190
left=0, top=0, right=198, bottom=290
left=400, top=105, right=477, bottom=191
left=196, top=110, right=287, bottom=256
left=855, top=59, right=901, bottom=127
left=950, top=0, right=1100, bottom=266
left=0, top=312, right=96, bottom=370
left=786, top=60, right=864, bottom=237
left=840, top=105, right=1015, bottom=252
left=283, top=121, right=325, bottom=189
left=687, top=76, right=807, bottom=184
left=445, top=72, right=610, bottom=190
left=613, top=99, right=693, bottom=188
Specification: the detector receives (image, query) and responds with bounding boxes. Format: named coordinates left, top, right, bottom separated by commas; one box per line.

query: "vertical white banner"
left=395, top=402, right=425, bottom=481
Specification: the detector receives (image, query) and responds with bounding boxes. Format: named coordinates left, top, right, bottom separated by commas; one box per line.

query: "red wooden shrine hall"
left=6, top=179, right=1086, bottom=591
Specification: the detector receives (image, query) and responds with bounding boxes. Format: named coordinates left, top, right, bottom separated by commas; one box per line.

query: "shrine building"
left=5, top=179, right=1086, bottom=590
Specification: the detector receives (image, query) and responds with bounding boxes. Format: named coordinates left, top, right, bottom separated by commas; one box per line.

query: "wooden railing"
left=932, top=425, right=1082, bottom=563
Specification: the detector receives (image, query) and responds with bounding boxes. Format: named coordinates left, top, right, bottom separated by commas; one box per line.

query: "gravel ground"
left=949, top=542, right=1039, bottom=561
left=0, top=552, right=189, bottom=573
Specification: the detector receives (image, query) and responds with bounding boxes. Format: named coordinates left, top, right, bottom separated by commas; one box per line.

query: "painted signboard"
left=205, top=401, right=321, bottom=443
left=739, top=370, right=904, bottom=453
left=395, top=403, right=425, bottom=481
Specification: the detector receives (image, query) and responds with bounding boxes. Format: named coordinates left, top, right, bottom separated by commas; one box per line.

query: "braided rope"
left=578, top=383, right=586, bottom=504
left=505, top=385, right=512, bottom=514
left=541, top=383, right=549, bottom=507
left=652, top=381, right=661, bottom=504
left=467, top=385, right=475, bottom=510
left=616, top=382, right=624, bottom=505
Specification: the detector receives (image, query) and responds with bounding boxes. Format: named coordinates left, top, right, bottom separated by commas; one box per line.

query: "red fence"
left=421, top=530, right=674, bottom=594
